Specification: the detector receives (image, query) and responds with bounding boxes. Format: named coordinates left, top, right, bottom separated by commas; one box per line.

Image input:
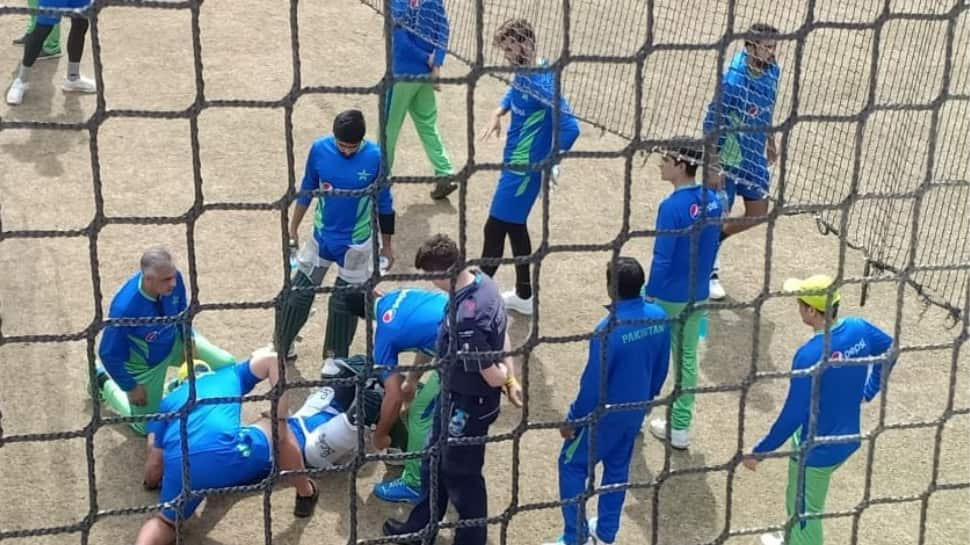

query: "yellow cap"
left=783, top=274, right=841, bottom=312
left=177, top=359, right=212, bottom=382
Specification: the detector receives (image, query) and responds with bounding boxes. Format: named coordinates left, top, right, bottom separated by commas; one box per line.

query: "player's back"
left=305, top=136, right=384, bottom=245
left=796, top=317, right=888, bottom=463
left=598, top=299, right=669, bottom=422
left=375, top=288, right=448, bottom=361
left=155, top=365, right=249, bottom=459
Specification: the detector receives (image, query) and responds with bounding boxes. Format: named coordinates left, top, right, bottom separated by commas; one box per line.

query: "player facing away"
left=371, top=286, right=523, bottom=503
left=702, top=23, right=781, bottom=300
left=644, top=144, right=724, bottom=450
left=479, top=18, right=581, bottom=316
left=11, top=0, right=63, bottom=60
left=133, top=352, right=319, bottom=545
left=743, top=275, right=895, bottom=545
left=6, top=0, right=96, bottom=105
left=545, top=257, right=671, bottom=545
left=94, top=246, right=237, bottom=436
left=275, top=109, right=395, bottom=360
left=386, top=0, right=457, bottom=200
left=383, top=234, right=519, bottom=545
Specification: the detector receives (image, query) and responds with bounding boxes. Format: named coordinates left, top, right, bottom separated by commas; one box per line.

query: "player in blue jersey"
left=385, top=0, right=457, bottom=200
left=274, top=109, right=396, bottom=361
left=133, top=351, right=319, bottom=545
left=702, top=23, right=781, bottom=300
left=6, top=0, right=96, bottom=105
left=644, top=143, right=723, bottom=450
left=93, top=246, right=237, bottom=436
left=742, top=274, right=895, bottom=545
left=479, top=18, right=581, bottom=316
left=544, top=257, right=670, bottom=545
left=369, top=286, right=522, bottom=503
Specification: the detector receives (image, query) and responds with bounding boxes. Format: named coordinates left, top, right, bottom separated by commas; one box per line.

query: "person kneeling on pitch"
left=134, top=352, right=319, bottom=545
left=544, top=257, right=671, bottom=545
left=743, top=275, right=894, bottom=545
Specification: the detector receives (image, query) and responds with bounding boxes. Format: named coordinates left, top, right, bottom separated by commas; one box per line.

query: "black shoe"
left=13, top=33, right=27, bottom=45
left=382, top=518, right=419, bottom=543
left=430, top=181, right=458, bottom=200
left=293, top=480, right=318, bottom=518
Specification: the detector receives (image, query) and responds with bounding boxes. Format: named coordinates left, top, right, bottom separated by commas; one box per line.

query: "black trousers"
left=400, top=391, right=501, bottom=545
left=480, top=215, right=533, bottom=300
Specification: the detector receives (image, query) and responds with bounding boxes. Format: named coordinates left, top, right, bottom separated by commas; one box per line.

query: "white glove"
left=547, top=165, right=561, bottom=193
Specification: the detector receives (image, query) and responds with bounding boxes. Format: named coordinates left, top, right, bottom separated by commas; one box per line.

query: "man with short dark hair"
left=383, top=233, right=519, bottom=545
left=95, top=245, right=236, bottom=436
left=645, top=143, right=724, bottom=450
left=703, top=22, right=782, bottom=300
left=743, top=274, right=895, bottom=545
left=544, top=257, right=670, bottom=545
left=274, top=109, right=396, bottom=361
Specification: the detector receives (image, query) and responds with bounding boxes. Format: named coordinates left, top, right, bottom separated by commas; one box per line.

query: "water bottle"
left=699, top=313, right=709, bottom=340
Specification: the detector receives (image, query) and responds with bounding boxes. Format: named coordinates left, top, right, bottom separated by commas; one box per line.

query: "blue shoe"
left=373, top=478, right=420, bottom=504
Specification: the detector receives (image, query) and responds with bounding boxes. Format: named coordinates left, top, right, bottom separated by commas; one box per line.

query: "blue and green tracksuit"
left=703, top=49, right=780, bottom=209
left=755, top=317, right=894, bottom=545
left=489, top=64, right=581, bottom=224
left=559, top=298, right=671, bottom=545
left=644, top=184, right=723, bottom=431
left=374, top=288, right=448, bottom=490
left=297, top=136, right=393, bottom=264
left=97, top=271, right=235, bottom=435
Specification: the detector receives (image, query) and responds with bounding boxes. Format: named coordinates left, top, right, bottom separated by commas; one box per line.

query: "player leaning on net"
left=644, top=143, right=724, bottom=450
left=383, top=233, right=519, bottom=545
left=385, top=0, right=458, bottom=200
left=545, top=257, right=671, bottom=545
left=479, top=18, right=581, bottom=316
left=6, top=0, right=96, bottom=105
left=93, top=246, right=237, bottom=436
left=274, top=109, right=395, bottom=361
left=743, top=274, right=895, bottom=545
left=133, top=351, right=320, bottom=545
left=702, top=23, right=781, bottom=300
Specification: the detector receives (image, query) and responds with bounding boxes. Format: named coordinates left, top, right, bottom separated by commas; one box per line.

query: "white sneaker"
left=709, top=276, right=726, bottom=300
left=760, top=531, right=785, bottom=545
left=62, top=75, right=96, bottom=94
left=648, top=418, right=690, bottom=450
left=6, top=78, right=28, bottom=105
left=293, top=387, right=336, bottom=418
left=502, top=290, right=533, bottom=316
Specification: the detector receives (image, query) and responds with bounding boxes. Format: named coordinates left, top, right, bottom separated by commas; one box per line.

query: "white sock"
left=17, top=64, right=31, bottom=82
left=67, top=62, right=80, bottom=81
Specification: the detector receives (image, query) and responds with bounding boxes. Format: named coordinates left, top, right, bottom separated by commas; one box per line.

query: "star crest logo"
left=357, top=170, right=370, bottom=182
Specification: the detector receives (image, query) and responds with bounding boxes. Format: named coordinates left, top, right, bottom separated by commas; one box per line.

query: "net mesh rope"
left=0, top=1, right=967, bottom=544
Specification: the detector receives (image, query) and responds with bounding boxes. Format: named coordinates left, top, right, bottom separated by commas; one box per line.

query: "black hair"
left=333, top=109, right=366, bottom=144
left=607, top=256, right=645, bottom=300
left=800, top=299, right=841, bottom=321
left=745, top=23, right=780, bottom=47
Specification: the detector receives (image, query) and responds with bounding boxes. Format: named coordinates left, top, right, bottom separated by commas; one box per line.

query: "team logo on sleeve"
left=321, top=181, right=333, bottom=192
left=689, top=203, right=700, bottom=219
left=747, top=104, right=760, bottom=117
left=382, top=310, right=395, bottom=323
left=145, top=331, right=159, bottom=342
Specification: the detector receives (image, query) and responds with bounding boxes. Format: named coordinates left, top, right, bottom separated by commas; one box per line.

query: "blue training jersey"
left=703, top=49, right=780, bottom=173
left=645, top=185, right=724, bottom=302
left=390, top=0, right=449, bottom=76
left=567, top=298, right=671, bottom=427
left=754, top=317, right=895, bottom=467
left=373, top=288, right=448, bottom=380
left=148, top=361, right=261, bottom=459
left=98, top=271, right=189, bottom=391
left=298, top=136, right=393, bottom=248
left=499, top=64, right=581, bottom=173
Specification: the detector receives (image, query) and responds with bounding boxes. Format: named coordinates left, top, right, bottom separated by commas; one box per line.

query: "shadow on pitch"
left=704, top=302, right=779, bottom=414
left=624, top=435, right=719, bottom=544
